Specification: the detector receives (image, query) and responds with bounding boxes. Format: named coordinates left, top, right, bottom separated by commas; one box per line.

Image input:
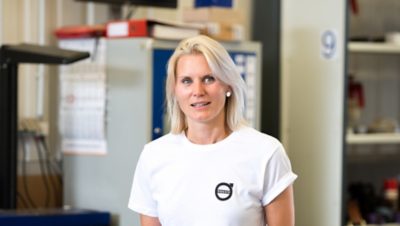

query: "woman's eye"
left=203, top=76, right=215, bottom=84
left=181, top=78, right=192, bottom=84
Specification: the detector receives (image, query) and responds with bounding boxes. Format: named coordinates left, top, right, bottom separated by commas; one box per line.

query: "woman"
left=128, top=35, right=297, bottom=226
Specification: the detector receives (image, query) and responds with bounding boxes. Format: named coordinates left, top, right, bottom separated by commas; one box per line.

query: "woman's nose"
left=193, top=81, right=205, bottom=96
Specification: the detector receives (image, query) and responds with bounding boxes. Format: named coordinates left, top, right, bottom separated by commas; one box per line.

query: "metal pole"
left=0, top=59, right=18, bottom=209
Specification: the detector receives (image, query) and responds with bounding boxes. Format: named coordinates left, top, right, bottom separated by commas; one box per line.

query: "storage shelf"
left=348, top=42, right=400, bottom=54
left=347, top=133, right=400, bottom=144
left=365, top=224, right=400, bottom=226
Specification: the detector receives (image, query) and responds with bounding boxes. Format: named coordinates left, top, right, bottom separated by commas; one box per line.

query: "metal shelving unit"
left=349, top=42, right=400, bottom=54
left=347, top=41, right=400, bottom=146
left=347, top=133, right=400, bottom=144
left=347, top=5, right=400, bottom=224
left=365, top=224, right=400, bottom=226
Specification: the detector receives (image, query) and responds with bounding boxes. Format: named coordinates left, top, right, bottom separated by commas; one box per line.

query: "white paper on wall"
left=58, top=38, right=107, bottom=155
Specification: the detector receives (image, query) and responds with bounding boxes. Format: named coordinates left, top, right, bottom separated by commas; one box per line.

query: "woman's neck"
left=185, top=123, right=231, bottom=145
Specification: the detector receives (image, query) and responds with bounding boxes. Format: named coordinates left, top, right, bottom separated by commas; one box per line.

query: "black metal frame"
left=252, top=0, right=281, bottom=139
left=0, top=57, right=18, bottom=209
left=0, top=43, right=89, bottom=209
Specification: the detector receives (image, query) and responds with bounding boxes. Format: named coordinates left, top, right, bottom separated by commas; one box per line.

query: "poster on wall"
left=58, top=38, right=107, bottom=155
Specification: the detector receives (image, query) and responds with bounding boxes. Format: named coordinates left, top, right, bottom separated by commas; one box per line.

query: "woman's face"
left=174, top=54, right=229, bottom=128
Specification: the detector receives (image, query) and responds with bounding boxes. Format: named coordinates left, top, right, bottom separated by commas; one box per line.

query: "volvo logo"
left=215, top=182, right=234, bottom=201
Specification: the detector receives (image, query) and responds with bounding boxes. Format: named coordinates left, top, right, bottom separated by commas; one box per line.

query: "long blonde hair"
left=166, top=35, right=247, bottom=134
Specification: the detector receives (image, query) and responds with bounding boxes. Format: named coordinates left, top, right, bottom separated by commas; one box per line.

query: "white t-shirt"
left=128, top=126, right=297, bottom=226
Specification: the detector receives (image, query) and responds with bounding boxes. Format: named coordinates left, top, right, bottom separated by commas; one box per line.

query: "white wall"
left=281, top=0, right=346, bottom=225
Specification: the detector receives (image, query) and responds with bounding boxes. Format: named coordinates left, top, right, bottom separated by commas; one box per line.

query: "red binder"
left=106, top=19, right=148, bottom=38
left=55, top=24, right=106, bottom=39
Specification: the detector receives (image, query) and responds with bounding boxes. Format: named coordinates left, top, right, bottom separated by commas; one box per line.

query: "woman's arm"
left=140, top=214, right=162, bottom=226
left=264, top=185, right=295, bottom=226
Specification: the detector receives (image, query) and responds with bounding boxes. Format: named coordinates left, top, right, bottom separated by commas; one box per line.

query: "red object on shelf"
left=106, top=19, right=148, bottom=38
left=55, top=24, right=106, bottom=39
left=384, top=178, right=398, bottom=190
left=350, top=0, right=359, bottom=14
left=348, top=76, right=365, bottom=108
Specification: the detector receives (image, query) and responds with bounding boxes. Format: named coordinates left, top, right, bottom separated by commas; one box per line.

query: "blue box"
left=0, top=208, right=111, bottom=226
left=194, top=0, right=233, bottom=8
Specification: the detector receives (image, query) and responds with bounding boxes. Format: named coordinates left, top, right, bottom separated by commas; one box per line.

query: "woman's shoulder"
left=144, top=132, right=184, bottom=150
left=233, top=126, right=283, bottom=149
left=139, top=133, right=185, bottom=161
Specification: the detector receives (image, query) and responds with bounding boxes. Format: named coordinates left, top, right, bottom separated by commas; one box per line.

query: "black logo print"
left=215, top=182, right=234, bottom=201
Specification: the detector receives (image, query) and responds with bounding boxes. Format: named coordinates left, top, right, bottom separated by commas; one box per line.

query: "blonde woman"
left=129, top=35, right=297, bottom=226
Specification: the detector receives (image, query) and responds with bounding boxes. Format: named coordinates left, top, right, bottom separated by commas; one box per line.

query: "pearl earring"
left=226, top=91, right=231, bottom=97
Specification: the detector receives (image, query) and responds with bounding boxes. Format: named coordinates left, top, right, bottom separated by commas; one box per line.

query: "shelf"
left=347, top=133, right=400, bottom=144
left=365, top=224, right=400, bottom=226
left=348, top=42, right=400, bottom=54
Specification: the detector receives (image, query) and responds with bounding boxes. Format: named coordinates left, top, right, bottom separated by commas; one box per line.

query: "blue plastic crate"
left=0, top=208, right=110, bottom=226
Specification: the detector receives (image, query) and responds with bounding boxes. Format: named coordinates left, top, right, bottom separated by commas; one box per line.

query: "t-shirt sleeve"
left=262, top=144, right=297, bottom=206
left=128, top=146, right=158, bottom=217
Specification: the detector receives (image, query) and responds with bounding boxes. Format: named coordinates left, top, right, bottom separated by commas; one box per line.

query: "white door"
left=281, top=1, right=346, bottom=226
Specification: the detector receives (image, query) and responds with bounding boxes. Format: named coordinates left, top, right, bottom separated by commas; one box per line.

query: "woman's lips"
left=191, top=102, right=211, bottom=107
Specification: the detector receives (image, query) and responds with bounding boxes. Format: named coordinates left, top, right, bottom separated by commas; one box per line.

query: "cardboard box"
left=183, top=7, right=243, bottom=24
left=202, top=22, right=244, bottom=42
left=17, top=174, right=62, bottom=209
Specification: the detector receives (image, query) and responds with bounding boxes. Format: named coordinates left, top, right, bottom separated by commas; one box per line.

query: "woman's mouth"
left=191, top=102, right=211, bottom=107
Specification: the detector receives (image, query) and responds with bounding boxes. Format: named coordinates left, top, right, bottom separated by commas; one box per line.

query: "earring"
left=226, top=91, right=231, bottom=97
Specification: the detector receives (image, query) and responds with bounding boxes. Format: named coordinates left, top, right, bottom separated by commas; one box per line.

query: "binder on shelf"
left=55, top=24, right=106, bottom=39
left=150, top=24, right=201, bottom=41
left=106, top=20, right=148, bottom=38
left=106, top=19, right=203, bottom=40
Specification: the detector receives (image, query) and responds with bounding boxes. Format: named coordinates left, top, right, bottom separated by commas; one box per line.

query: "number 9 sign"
left=321, top=30, right=337, bottom=59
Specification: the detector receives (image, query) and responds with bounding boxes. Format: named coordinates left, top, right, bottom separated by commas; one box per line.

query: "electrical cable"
left=33, top=133, right=52, bottom=208
left=19, top=132, right=37, bottom=209
left=18, top=119, right=63, bottom=208
left=37, top=135, right=63, bottom=184
left=36, top=135, right=63, bottom=207
left=38, top=130, right=62, bottom=173
left=17, top=191, right=30, bottom=209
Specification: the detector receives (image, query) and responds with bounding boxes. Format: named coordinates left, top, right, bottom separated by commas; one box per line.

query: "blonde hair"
left=166, top=35, right=247, bottom=134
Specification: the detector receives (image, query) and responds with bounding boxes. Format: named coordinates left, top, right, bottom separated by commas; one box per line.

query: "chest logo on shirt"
left=215, top=182, right=234, bottom=201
